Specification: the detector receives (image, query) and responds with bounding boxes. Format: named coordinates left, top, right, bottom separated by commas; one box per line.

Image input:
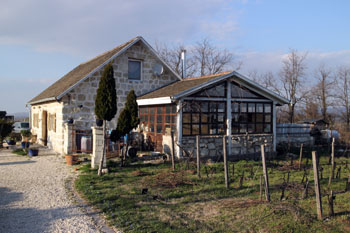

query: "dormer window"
left=128, top=59, right=142, bottom=80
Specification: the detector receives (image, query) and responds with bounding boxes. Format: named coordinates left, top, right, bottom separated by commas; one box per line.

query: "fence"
left=105, top=134, right=125, bottom=158
left=71, top=127, right=124, bottom=158
left=72, top=129, right=93, bottom=153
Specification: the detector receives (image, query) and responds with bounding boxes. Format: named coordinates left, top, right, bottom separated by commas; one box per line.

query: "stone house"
left=28, top=36, right=180, bottom=154
left=28, top=35, right=289, bottom=159
left=137, top=71, right=289, bottom=159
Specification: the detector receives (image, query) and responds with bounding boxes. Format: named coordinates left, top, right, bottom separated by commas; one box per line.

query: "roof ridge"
left=79, top=37, right=139, bottom=66
left=184, top=70, right=233, bottom=81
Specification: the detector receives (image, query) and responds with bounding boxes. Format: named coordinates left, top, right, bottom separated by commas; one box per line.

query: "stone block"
left=208, top=143, right=216, bottom=150
left=232, top=147, right=241, bottom=155
left=201, top=148, right=209, bottom=156
left=209, top=150, right=217, bottom=157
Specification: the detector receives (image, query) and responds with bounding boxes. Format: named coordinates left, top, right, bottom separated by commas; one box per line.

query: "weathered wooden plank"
left=223, top=136, right=229, bottom=189
left=312, top=151, right=323, bottom=220
left=261, top=144, right=270, bottom=202
left=196, top=135, right=201, bottom=178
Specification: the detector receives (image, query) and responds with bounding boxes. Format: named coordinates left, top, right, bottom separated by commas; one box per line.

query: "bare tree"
left=313, top=65, right=334, bottom=121
left=156, top=38, right=242, bottom=78
left=303, top=95, right=320, bottom=120
left=154, top=41, right=197, bottom=77
left=279, top=49, right=308, bottom=123
left=248, top=70, right=280, bottom=92
left=193, top=38, right=240, bottom=76
left=335, top=66, right=350, bottom=129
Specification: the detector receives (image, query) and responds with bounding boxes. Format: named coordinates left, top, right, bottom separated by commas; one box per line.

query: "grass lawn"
left=75, top=152, right=350, bottom=233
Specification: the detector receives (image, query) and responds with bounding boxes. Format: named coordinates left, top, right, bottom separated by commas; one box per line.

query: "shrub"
left=21, top=129, right=31, bottom=137
left=0, top=120, right=14, bottom=143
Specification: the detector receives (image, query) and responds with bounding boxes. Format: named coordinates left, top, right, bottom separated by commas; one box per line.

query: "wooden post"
left=260, top=175, right=263, bottom=201
left=239, top=171, right=244, bottom=188
left=328, top=190, right=335, bottom=217
left=346, top=176, right=350, bottom=192
left=171, top=131, right=175, bottom=171
left=312, top=151, right=323, bottom=220
left=280, top=184, right=286, bottom=201
left=336, top=166, right=341, bottom=180
left=302, top=178, right=309, bottom=199
left=205, top=166, right=209, bottom=178
left=232, top=163, right=235, bottom=179
left=223, top=136, right=229, bottom=188
left=299, top=143, right=303, bottom=170
left=301, top=168, right=307, bottom=184
left=328, top=137, right=335, bottom=187
left=196, top=135, right=201, bottom=178
left=261, top=144, right=270, bottom=202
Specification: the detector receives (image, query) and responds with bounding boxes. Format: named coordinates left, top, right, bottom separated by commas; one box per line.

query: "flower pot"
left=6, top=140, right=16, bottom=145
left=65, top=154, right=75, bottom=166
left=21, top=142, right=30, bottom=149
left=28, top=149, right=38, bottom=156
left=96, top=119, right=103, bottom=127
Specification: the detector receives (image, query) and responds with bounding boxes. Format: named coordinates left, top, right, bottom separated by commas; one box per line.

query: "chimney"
left=181, top=49, right=186, bottom=78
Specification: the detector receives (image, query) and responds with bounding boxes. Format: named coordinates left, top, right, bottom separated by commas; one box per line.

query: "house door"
left=41, top=111, right=48, bottom=146
left=147, top=132, right=163, bottom=152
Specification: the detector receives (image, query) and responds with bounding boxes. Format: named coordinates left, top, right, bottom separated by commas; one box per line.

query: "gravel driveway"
left=0, top=147, right=110, bottom=233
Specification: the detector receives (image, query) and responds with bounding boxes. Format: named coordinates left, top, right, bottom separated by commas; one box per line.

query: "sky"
left=1, top=0, right=350, bottom=114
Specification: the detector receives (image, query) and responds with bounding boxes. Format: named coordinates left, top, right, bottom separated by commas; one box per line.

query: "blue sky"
left=1, top=0, right=350, bottom=113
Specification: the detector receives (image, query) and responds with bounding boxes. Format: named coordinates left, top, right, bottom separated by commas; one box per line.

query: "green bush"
left=94, top=63, right=117, bottom=122
left=21, top=129, right=31, bottom=137
left=0, top=120, right=14, bottom=143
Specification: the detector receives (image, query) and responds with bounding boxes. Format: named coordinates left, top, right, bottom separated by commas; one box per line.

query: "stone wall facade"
left=30, top=101, right=65, bottom=154
left=181, top=134, right=274, bottom=160
left=61, top=40, right=178, bottom=131
left=32, top=40, right=178, bottom=155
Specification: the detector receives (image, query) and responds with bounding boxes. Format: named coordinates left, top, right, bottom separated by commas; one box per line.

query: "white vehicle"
left=13, top=122, right=30, bottom=133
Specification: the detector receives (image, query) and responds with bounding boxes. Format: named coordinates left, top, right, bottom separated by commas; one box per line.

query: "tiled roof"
left=138, top=71, right=233, bottom=100
left=28, top=37, right=140, bottom=104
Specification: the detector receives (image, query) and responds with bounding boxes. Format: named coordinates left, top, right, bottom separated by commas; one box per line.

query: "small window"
left=128, top=60, right=141, bottom=80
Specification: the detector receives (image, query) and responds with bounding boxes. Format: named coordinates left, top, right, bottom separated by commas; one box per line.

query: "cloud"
left=0, top=0, right=239, bottom=57
left=200, top=19, right=239, bottom=41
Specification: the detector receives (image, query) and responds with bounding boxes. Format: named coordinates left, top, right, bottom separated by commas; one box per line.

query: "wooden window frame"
left=139, top=104, right=177, bottom=134
left=232, top=102, right=272, bottom=134
left=182, top=100, right=226, bottom=136
left=128, top=59, right=142, bottom=81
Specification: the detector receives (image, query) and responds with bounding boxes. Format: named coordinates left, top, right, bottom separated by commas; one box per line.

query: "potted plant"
left=21, top=130, right=31, bottom=141
left=21, top=130, right=31, bottom=149
left=65, top=154, right=76, bottom=165
left=28, top=147, right=39, bottom=156
left=6, top=136, right=16, bottom=145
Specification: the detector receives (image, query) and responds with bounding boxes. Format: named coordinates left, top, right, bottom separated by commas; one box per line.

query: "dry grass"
left=142, top=170, right=195, bottom=188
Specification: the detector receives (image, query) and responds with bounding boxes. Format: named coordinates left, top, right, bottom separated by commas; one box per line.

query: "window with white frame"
left=128, top=59, right=142, bottom=80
